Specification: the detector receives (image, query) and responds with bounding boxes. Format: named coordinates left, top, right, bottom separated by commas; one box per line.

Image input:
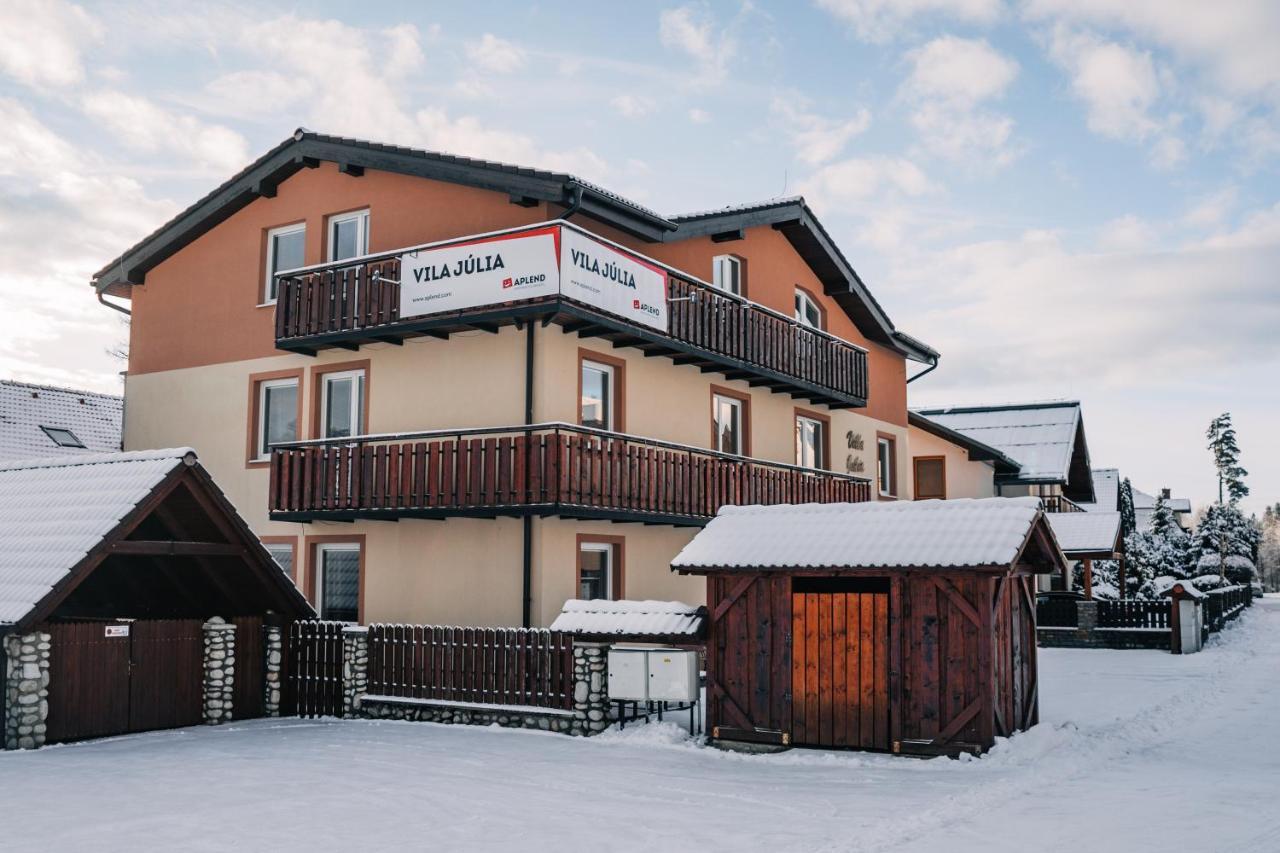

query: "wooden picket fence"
left=284, top=620, right=346, bottom=718
left=1202, top=585, right=1250, bottom=636
left=366, top=625, right=575, bottom=710
left=1098, top=599, right=1170, bottom=629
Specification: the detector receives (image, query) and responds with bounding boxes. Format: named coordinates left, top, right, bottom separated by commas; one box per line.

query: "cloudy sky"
left=1, top=0, right=1277, bottom=514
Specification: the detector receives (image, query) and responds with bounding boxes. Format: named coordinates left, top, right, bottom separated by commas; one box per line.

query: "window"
left=264, top=542, right=295, bottom=580
left=577, top=537, right=623, bottom=601
left=913, top=457, right=946, bottom=500
left=264, top=223, right=305, bottom=303
left=795, top=415, right=826, bottom=469
left=580, top=360, right=615, bottom=430
left=712, top=391, right=747, bottom=455
left=314, top=543, right=360, bottom=622
left=712, top=255, right=742, bottom=295
left=877, top=435, right=897, bottom=497
left=255, top=378, right=298, bottom=460
left=320, top=369, right=365, bottom=439
left=327, top=209, right=369, bottom=262
left=40, top=426, right=84, bottom=448
left=795, top=288, right=822, bottom=329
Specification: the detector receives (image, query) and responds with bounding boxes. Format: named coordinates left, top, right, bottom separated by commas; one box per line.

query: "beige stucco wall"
left=906, top=425, right=998, bottom=500
left=124, top=322, right=913, bottom=626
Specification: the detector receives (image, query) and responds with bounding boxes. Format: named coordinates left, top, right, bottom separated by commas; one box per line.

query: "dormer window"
left=41, top=426, right=85, bottom=448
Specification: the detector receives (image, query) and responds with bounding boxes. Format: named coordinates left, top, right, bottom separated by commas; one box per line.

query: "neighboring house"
left=1133, top=487, right=1193, bottom=532
left=92, top=129, right=938, bottom=628
left=911, top=401, right=1096, bottom=508
left=905, top=410, right=1020, bottom=500
left=0, top=379, right=122, bottom=462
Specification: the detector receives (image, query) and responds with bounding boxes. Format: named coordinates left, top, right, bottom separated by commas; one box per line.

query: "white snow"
left=550, top=599, right=703, bottom=637
left=6, top=599, right=1276, bottom=852
left=914, top=402, right=1081, bottom=484
left=673, top=497, right=1044, bottom=571
left=1045, top=510, right=1121, bottom=555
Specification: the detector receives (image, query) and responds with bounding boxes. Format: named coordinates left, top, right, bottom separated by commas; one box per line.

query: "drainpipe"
left=906, top=354, right=939, bottom=384
left=522, top=320, right=535, bottom=628
left=97, top=290, right=132, bottom=316
left=561, top=183, right=585, bottom=221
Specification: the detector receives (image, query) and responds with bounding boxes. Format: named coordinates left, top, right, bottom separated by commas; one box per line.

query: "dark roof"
left=907, top=411, right=1021, bottom=476
left=669, top=198, right=937, bottom=362
left=92, top=129, right=677, bottom=295
left=90, top=130, right=935, bottom=362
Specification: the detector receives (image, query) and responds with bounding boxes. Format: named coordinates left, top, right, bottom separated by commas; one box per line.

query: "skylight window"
left=41, top=426, right=85, bottom=448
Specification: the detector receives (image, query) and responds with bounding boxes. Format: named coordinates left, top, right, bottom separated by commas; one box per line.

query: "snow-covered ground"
left=5, top=599, right=1279, bottom=853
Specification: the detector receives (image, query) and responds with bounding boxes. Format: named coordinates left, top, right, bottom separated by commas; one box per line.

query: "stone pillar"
left=202, top=617, right=236, bottom=725
left=4, top=631, right=50, bottom=750
left=571, top=642, right=610, bottom=736
left=1076, top=600, right=1099, bottom=633
left=341, top=626, right=369, bottom=719
left=263, top=625, right=284, bottom=717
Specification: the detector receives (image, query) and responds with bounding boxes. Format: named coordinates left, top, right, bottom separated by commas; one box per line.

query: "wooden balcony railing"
left=273, top=222, right=869, bottom=407
left=1041, top=495, right=1086, bottom=513
left=269, top=423, right=871, bottom=525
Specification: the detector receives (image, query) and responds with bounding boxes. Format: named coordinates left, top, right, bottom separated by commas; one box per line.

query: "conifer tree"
left=1206, top=413, right=1249, bottom=505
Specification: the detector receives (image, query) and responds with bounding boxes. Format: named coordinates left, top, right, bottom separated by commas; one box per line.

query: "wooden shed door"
left=791, top=584, right=890, bottom=749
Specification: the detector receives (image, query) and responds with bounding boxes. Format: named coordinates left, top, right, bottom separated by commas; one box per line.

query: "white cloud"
left=464, top=33, right=526, bottom=74
left=1098, top=214, right=1158, bottom=251
left=771, top=98, right=871, bottom=166
left=612, top=94, right=657, bottom=119
left=902, top=37, right=1020, bottom=167
left=688, top=108, right=711, bottom=124
left=0, top=0, right=102, bottom=88
left=816, top=0, right=1003, bottom=43
left=798, top=156, right=935, bottom=211
left=413, top=107, right=610, bottom=182
left=659, top=5, right=735, bottom=85
left=1182, top=187, right=1237, bottom=229
left=80, top=91, right=251, bottom=173
left=201, top=70, right=314, bottom=119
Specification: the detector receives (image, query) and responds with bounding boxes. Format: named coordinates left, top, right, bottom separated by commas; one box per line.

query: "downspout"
left=561, top=183, right=585, bottom=221
left=522, top=320, right=535, bottom=628
left=905, top=354, right=938, bottom=384
left=97, top=289, right=132, bottom=316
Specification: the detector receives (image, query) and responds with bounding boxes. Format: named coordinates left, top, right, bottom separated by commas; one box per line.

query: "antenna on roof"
left=779, top=168, right=788, bottom=197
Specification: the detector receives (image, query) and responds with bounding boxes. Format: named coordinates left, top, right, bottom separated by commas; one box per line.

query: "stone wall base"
left=361, top=696, right=578, bottom=734
left=1037, top=627, right=1170, bottom=650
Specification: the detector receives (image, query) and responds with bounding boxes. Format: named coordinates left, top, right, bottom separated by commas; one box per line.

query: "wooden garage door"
left=791, top=583, right=890, bottom=749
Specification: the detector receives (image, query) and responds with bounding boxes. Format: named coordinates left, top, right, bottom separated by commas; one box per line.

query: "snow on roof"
left=672, top=497, right=1046, bottom=571
left=0, top=448, right=193, bottom=624
left=549, top=600, right=704, bottom=637
left=1046, top=511, right=1121, bottom=556
left=1158, top=578, right=1205, bottom=599
left=914, top=402, right=1081, bottom=483
left=1078, top=468, right=1120, bottom=512
left=0, top=380, right=122, bottom=463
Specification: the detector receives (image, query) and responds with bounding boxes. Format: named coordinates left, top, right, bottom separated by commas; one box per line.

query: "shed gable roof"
left=672, top=497, right=1064, bottom=573
left=1046, top=511, right=1122, bottom=558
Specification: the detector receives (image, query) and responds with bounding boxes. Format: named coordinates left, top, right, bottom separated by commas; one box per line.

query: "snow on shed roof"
left=1046, top=511, right=1121, bottom=557
left=0, top=448, right=192, bottom=624
left=550, top=600, right=704, bottom=638
left=1078, top=468, right=1120, bottom=512
left=0, top=380, right=122, bottom=463
left=915, top=401, right=1082, bottom=483
left=672, top=497, right=1047, bottom=572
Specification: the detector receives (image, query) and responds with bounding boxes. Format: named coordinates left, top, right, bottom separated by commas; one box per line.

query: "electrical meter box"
left=647, top=649, right=699, bottom=703
left=607, top=647, right=650, bottom=701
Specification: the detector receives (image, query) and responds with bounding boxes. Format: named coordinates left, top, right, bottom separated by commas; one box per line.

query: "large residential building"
left=93, top=129, right=938, bottom=627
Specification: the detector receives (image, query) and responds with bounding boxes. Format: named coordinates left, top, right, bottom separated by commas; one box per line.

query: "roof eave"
left=907, top=410, right=1022, bottom=475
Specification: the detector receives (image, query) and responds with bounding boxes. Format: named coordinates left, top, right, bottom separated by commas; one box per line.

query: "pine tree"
left=1190, top=503, right=1257, bottom=584
left=1206, top=413, right=1249, bottom=505
left=1119, top=477, right=1136, bottom=538
left=1128, top=493, right=1192, bottom=597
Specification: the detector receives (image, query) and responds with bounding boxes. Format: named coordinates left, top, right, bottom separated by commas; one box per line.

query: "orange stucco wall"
left=126, top=162, right=908, bottom=425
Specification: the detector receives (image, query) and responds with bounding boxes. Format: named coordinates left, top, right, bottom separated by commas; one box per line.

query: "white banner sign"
left=104, top=625, right=130, bottom=638
left=399, top=228, right=560, bottom=319
left=559, top=228, right=668, bottom=332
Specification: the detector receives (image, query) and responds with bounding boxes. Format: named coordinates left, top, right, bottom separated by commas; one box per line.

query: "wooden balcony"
left=1041, top=495, right=1086, bottom=513
left=273, top=223, right=868, bottom=408
left=268, top=423, right=871, bottom=526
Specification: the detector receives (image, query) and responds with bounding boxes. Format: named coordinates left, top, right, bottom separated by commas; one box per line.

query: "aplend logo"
left=632, top=298, right=660, bottom=318
left=502, top=277, right=513, bottom=288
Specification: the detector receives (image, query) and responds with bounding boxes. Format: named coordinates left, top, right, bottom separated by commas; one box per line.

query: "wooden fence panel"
left=285, top=621, right=345, bottom=718
left=231, top=617, right=265, bottom=720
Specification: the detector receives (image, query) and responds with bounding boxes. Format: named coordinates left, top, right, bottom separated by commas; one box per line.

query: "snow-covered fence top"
left=549, top=599, right=705, bottom=640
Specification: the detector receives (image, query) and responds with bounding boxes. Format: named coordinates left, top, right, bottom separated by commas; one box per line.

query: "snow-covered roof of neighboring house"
left=0, top=380, right=122, bottom=463
left=672, top=497, right=1059, bottom=572
left=1133, top=487, right=1192, bottom=513
left=913, top=401, right=1094, bottom=502
left=0, top=449, right=193, bottom=624
left=1078, top=468, right=1120, bottom=512
left=549, top=600, right=705, bottom=639
left=1045, top=511, right=1122, bottom=558
left=906, top=411, right=1022, bottom=475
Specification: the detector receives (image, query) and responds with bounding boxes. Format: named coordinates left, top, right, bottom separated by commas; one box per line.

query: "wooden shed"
left=672, top=497, right=1068, bottom=756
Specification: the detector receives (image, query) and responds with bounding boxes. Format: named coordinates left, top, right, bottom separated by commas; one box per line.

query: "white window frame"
left=578, top=541, right=613, bottom=601
left=327, top=209, right=370, bottom=262
left=314, top=542, right=361, bottom=622
left=712, top=255, right=741, bottom=295
left=255, top=377, right=299, bottom=461
left=877, top=436, right=896, bottom=497
left=795, top=288, right=822, bottom=329
left=580, top=359, right=615, bottom=431
left=263, top=222, right=306, bottom=304
left=712, top=394, right=745, bottom=456
left=796, top=415, right=824, bottom=470
left=319, top=369, right=365, bottom=439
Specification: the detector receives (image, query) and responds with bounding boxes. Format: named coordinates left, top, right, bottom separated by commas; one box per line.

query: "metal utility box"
left=647, top=649, right=699, bottom=702
left=608, top=647, right=650, bottom=701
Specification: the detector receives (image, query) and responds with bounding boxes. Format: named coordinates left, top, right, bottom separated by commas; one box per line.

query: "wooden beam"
left=337, top=162, right=364, bottom=177
left=710, top=228, right=745, bottom=243
left=110, top=540, right=244, bottom=557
